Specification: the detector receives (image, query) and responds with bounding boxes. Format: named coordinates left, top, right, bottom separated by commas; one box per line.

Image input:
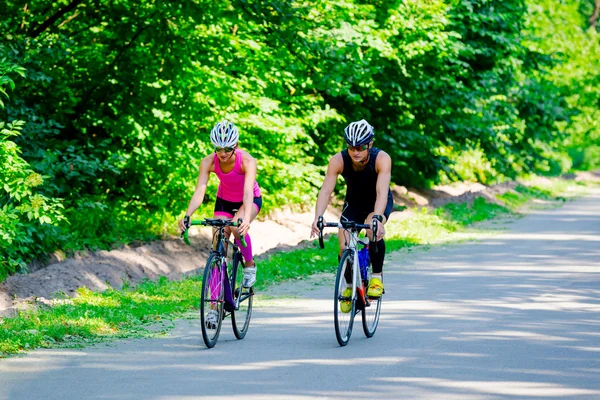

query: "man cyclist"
left=311, top=119, right=393, bottom=304
left=179, top=121, right=261, bottom=292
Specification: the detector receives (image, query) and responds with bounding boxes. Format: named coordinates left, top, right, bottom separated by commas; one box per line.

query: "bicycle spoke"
left=231, top=253, right=253, bottom=339
left=362, top=284, right=382, bottom=338
left=201, top=254, right=224, bottom=348
left=334, top=250, right=355, bottom=346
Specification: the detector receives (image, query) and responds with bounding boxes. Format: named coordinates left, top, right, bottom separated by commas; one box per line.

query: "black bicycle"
left=183, top=218, right=253, bottom=348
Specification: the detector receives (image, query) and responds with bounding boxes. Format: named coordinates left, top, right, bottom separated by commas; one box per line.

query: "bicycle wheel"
left=334, top=249, right=356, bottom=346
left=362, top=278, right=382, bottom=338
left=231, top=252, right=253, bottom=339
left=200, top=253, right=225, bottom=348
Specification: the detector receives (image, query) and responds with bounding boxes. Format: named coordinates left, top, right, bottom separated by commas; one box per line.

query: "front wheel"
left=231, top=253, right=253, bottom=339
left=334, top=249, right=356, bottom=346
left=200, top=253, right=225, bottom=348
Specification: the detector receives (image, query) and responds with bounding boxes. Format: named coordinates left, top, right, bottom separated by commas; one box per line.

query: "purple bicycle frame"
left=208, top=260, right=235, bottom=308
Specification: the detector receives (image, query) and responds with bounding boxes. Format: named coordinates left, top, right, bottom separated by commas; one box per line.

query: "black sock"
left=369, top=239, right=385, bottom=274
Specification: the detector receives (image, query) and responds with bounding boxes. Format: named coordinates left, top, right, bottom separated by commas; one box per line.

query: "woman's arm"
left=178, top=154, right=214, bottom=231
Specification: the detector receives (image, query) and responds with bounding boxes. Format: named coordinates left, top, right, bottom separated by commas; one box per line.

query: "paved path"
left=1, top=190, right=600, bottom=399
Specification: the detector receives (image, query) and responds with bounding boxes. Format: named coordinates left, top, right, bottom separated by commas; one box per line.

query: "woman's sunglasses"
left=214, top=146, right=235, bottom=153
left=347, top=144, right=369, bottom=152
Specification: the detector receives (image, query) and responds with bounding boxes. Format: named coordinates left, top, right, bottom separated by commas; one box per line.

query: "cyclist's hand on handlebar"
left=372, top=218, right=385, bottom=240
left=238, top=219, right=251, bottom=236
left=178, top=215, right=191, bottom=233
left=310, top=217, right=322, bottom=238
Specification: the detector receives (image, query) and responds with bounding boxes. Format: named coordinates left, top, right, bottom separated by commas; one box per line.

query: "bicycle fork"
left=352, top=250, right=371, bottom=310
left=208, top=262, right=223, bottom=306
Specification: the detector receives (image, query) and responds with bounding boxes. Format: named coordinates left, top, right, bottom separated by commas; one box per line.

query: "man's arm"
left=373, top=151, right=392, bottom=218
left=311, top=153, right=344, bottom=237
left=370, top=151, right=392, bottom=240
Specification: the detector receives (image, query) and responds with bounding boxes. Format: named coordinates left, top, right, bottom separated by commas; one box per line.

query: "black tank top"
left=341, top=147, right=391, bottom=207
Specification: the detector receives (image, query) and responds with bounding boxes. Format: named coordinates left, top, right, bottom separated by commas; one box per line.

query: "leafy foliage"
left=0, top=1, right=598, bottom=279
left=523, top=0, right=600, bottom=171
left=0, top=59, right=65, bottom=280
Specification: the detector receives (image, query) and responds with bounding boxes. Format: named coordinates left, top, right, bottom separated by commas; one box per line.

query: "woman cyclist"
left=179, top=121, right=262, bottom=291
left=310, top=119, right=393, bottom=303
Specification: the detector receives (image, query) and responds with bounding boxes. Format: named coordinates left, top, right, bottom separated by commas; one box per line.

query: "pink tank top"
left=214, top=149, right=261, bottom=202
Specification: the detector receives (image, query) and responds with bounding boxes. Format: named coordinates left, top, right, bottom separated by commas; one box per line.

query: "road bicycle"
left=183, top=218, right=253, bottom=348
left=317, top=216, right=382, bottom=346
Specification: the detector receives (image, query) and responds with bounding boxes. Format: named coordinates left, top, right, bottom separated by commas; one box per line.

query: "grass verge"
left=1, top=178, right=597, bottom=357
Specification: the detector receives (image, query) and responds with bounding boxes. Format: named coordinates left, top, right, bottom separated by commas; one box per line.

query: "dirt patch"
left=391, top=181, right=517, bottom=209
left=0, top=238, right=211, bottom=314
left=1, top=172, right=598, bottom=316
left=0, top=208, right=340, bottom=316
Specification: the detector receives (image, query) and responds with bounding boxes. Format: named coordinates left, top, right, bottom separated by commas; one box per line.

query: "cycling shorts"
left=214, top=196, right=262, bottom=218
left=341, top=193, right=393, bottom=225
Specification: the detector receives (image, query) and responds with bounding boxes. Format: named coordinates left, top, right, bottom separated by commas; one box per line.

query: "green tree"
left=0, top=58, right=65, bottom=279
left=0, top=0, right=597, bottom=280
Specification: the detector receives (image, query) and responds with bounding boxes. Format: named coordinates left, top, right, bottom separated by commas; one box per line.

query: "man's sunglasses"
left=347, top=144, right=369, bottom=152
left=214, top=146, right=235, bottom=153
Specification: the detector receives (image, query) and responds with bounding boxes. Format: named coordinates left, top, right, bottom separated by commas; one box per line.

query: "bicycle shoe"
left=367, top=277, right=384, bottom=297
left=205, top=309, right=219, bottom=329
left=340, top=287, right=353, bottom=313
left=242, top=267, right=257, bottom=288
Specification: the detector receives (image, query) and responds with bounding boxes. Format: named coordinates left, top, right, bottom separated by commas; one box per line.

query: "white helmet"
left=344, top=119, right=374, bottom=146
left=210, top=120, right=239, bottom=148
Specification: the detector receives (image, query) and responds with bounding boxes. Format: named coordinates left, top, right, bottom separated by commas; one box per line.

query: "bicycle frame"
left=325, top=222, right=371, bottom=310
left=318, top=215, right=383, bottom=346
left=354, top=237, right=373, bottom=309
left=184, top=219, right=248, bottom=311
left=183, top=217, right=254, bottom=347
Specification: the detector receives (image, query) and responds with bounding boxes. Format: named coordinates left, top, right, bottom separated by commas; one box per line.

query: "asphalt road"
left=1, top=190, right=599, bottom=400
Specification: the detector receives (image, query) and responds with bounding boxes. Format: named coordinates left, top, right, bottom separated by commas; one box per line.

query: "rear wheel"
left=362, top=277, right=382, bottom=337
left=231, top=253, right=253, bottom=339
left=334, top=250, right=356, bottom=346
left=200, top=253, right=224, bottom=348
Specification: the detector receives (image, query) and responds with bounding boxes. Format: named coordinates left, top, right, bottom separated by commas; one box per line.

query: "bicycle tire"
left=231, top=252, right=253, bottom=339
left=200, top=253, right=225, bottom=348
left=361, top=279, right=382, bottom=338
left=334, top=249, right=356, bottom=346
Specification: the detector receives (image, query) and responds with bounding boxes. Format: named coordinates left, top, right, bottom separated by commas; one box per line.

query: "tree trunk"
left=590, top=0, right=600, bottom=29
left=29, top=0, right=84, bottom=38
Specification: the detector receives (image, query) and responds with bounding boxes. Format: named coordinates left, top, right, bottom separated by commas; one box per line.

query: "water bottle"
left=358, top=246, right=370, bottom=281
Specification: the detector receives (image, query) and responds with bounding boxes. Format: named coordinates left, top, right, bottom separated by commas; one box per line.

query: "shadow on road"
left=2, top=193, right=600, bottom=399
